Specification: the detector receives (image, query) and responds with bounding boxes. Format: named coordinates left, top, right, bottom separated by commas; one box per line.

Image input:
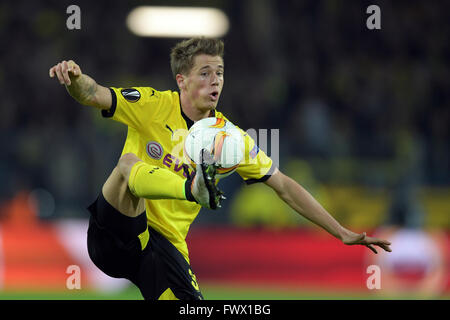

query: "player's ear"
left=176, top=74, right=186, bottom=91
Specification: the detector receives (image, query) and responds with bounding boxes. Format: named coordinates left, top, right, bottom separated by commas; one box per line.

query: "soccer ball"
left=184, top=117, right=244, bottom=178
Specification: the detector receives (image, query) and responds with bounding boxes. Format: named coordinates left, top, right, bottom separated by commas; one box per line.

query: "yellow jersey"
left=102, top=87, right=275, bottom=262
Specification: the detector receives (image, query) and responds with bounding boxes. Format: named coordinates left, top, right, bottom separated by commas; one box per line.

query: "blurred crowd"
left=0, top=0, right=448, bottom=221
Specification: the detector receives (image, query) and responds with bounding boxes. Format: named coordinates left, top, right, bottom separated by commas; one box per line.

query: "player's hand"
left=341, top=231, right=392, bottom=254
left=49, top=60, right=82, bottom=86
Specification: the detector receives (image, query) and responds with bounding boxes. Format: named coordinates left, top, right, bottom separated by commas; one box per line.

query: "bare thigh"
left=102, top=166, right=145, bottom=218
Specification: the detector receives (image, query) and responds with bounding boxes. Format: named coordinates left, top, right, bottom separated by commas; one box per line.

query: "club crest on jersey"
left=146, top=141, right=163, bottom=160
left=121, top=88, right=141, bottom=102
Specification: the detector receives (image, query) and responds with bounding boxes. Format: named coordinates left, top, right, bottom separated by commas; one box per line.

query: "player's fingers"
left=54, top=63, right=66, bottom=84
left=67, top=60, right=81, bottom=76
left=67, top=60, right=74, bottom=73
left=378, top=243, right=392, bottom=252
left=366, top=244, right=378, bottom=254
left=72, top=64, right=80, bottom=76
left=49, top=66, right=55, bottom=77
left=367, top=237, right=391, bottom=246
left=61, top=60, right=72, bottom=85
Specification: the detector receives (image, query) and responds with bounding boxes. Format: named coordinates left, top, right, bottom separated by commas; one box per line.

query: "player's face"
left=184, top=54, right=224, bottom=112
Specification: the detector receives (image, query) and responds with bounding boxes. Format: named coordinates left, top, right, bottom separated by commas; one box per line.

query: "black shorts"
left=86, top=193, right=203, bottom=300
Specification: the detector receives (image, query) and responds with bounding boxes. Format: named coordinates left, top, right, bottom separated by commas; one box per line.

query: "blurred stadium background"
left=0, top=0, right=449, bottom=299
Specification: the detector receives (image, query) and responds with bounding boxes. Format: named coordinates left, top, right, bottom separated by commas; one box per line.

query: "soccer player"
left=49, top=38, right=392, bottom=300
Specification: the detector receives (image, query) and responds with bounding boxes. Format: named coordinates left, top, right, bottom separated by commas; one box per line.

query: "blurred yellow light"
left=126, top=6, right=229, bottom=38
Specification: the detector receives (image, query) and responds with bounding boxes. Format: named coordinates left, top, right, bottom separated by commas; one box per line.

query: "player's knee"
left=118, top=153, right=141, bottom=181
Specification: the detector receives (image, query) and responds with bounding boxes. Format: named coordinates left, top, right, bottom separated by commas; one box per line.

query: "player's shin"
left=128, top=161, right=188, bottom=200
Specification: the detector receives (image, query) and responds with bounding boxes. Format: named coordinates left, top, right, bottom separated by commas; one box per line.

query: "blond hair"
left=170, top=37, right=224, bottom=79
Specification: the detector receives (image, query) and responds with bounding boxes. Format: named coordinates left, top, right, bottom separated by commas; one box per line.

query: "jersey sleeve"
left=102, top=87, right=161, bottom=132
left=235, top=130, right=276, bottom=184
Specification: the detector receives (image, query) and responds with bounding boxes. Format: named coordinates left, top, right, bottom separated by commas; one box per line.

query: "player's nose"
left=211, top=74, right=221, bottom=86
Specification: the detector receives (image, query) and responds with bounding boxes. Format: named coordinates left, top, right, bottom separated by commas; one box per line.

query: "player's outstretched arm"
left=264, top=168, right=392, bottom=254
left=49, top=60, right=111, bottom=110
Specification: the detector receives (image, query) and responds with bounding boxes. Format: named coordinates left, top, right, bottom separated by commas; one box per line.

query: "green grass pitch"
left=0, top=284, right=448, bottom=300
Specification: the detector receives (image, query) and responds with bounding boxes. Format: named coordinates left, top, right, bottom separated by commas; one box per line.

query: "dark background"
left=0, top=0, right=448, bottom=227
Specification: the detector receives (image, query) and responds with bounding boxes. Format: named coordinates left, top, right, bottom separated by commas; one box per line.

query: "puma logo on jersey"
left=166, top=124, right=174, bottom=135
